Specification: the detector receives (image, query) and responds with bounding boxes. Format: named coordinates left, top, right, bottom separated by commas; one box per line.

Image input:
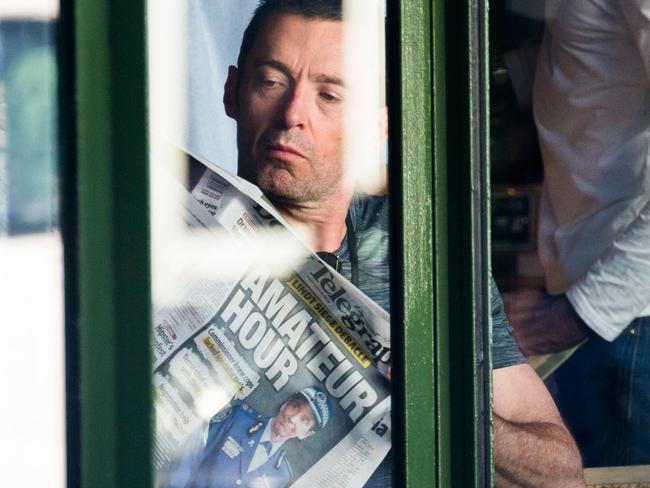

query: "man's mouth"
left=276, top=418, right=291, bottom=435
left=265, top=143, right=306, bottom=161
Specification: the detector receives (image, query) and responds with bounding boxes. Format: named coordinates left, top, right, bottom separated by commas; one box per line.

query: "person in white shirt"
left=505, top=0, right=650, bottom=467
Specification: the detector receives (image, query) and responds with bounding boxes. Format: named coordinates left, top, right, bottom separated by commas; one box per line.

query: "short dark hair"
left=237, top=0, right=342, bottom=69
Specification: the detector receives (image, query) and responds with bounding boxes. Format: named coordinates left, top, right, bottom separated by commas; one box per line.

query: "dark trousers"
left=551, top=316, right=650, bottom=467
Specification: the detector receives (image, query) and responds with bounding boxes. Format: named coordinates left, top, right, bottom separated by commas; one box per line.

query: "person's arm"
left=506, top=2, right=650, bottom=353
left=493, top=364, right=585, bottom=487
left=507, top=1, right=650, bottom=354
left=619, top=0, right=650, bottom=81
left=567, top=198, right=650, bottom=341
left=163, top=422, right=210, bottom=488
left=163, top=406, right=236, bottom=487
left=505, top=199, right=650, bottom=355
left=502, top=289, right=589, bottom=356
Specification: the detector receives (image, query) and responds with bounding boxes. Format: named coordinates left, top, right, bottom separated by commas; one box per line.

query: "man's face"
left=270, top=400, right=317, bottom=442
left=226, top=14, right=347, bottom=205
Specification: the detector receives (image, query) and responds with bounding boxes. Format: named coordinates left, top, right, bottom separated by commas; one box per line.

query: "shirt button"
left=236, top=480, right=242, bottom=485
left=629, top=327, right=637, bottom=335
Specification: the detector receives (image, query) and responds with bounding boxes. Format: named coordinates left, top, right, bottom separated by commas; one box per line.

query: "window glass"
left=0, top=1, right=65, bottom=486
left=148, top=2, right=393, bottom=487
left=491, top=0, right=650, bottom=483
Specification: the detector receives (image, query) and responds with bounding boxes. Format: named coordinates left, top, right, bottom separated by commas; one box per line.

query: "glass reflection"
left=148, top=1, right=391, bottom=487
left=491, top=0, right=650, bottom=482
left=0, top=1, right=65, bottom=486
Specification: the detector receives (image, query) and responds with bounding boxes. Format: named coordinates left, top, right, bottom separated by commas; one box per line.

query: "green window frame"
left=66, top=0, right=491, bottom=486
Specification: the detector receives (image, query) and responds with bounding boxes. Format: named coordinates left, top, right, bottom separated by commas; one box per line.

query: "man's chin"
left=259, top=181, right=308, bottom=205
left=255, top=169, right=329, bottom=206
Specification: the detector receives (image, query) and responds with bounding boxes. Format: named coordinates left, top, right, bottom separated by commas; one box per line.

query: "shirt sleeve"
left=619, top=0, right=650, bottom=81
left=567, top=198, right=650, bottom=341
left=491, top=277, right=527, bottom=369
left=162, top=421, right=210, bottom=488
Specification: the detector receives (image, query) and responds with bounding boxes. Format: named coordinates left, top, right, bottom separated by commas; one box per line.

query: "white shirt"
left=534, top=0, right=650, bottom=340
left=247, top=420, right=284, bottom=473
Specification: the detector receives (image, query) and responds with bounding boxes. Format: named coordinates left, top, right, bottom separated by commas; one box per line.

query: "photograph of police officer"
left=164, top=386, right=332, bottom=488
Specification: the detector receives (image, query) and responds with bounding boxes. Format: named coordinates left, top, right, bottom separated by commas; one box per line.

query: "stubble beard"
left=239, top=131, right=342, bottom=208
left=257, top=164, right=333, bottom=207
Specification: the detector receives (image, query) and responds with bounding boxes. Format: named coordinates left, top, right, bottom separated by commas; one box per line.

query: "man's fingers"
left=502, top=289, right=546, bottom=329
left=502, top=290, right=588, bottom=355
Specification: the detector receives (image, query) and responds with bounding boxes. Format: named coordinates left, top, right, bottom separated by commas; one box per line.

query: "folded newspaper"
left=152, top=151, right=392, bottom=488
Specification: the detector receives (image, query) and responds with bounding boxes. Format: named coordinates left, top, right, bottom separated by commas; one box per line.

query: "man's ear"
left=224, top=65, right=239, bottom=120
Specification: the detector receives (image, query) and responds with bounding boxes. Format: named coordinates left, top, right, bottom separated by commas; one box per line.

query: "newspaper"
left=153, top=151, right=391, bottom=488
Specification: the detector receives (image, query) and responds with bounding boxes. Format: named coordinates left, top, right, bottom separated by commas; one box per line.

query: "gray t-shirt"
left=334, top=195, right=525, bottom=487
left=491, top=277, right=527, bottom=369
left=333, top=194, right=525, bottom=369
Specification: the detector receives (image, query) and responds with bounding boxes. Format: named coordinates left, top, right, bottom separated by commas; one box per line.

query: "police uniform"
left=165, top=403, right=293, bottom=488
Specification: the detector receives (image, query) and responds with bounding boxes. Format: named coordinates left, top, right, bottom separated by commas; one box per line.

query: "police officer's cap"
left=300, top=386, right=332, bottom=430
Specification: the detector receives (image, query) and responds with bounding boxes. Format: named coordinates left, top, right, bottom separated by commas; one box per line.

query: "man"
left=165, top=386, right=332, bottom=488
left=506, top=0, right=650, bottom=468
left=224, top=0, right=584, bottom=486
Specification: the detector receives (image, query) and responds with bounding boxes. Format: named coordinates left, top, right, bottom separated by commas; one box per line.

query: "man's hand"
left=502, top=289, right=589, bottom=356
left=494, top=364, right=585, bottom=487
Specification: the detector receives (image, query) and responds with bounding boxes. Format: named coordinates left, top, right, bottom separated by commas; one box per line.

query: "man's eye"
left=319, top=91, right=340, bottom=103
left=261, top=79, right=279, bottom=88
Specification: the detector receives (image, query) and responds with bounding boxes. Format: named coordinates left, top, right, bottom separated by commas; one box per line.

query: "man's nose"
left=281, top=85, right=308, bottom=129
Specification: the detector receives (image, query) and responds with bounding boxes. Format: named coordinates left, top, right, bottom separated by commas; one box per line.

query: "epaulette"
left=275, top=449, right=293, bottom=477
left=210, top=405, right=233, bottom=424
left=237, top=402, right=263, bottom=420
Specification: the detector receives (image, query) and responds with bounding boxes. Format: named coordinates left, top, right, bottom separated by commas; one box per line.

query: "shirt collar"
left=261, top=418, right=285, bottom=456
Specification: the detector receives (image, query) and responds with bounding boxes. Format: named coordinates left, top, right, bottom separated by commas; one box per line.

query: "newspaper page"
left=153, top=151, right=392, bottom=488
